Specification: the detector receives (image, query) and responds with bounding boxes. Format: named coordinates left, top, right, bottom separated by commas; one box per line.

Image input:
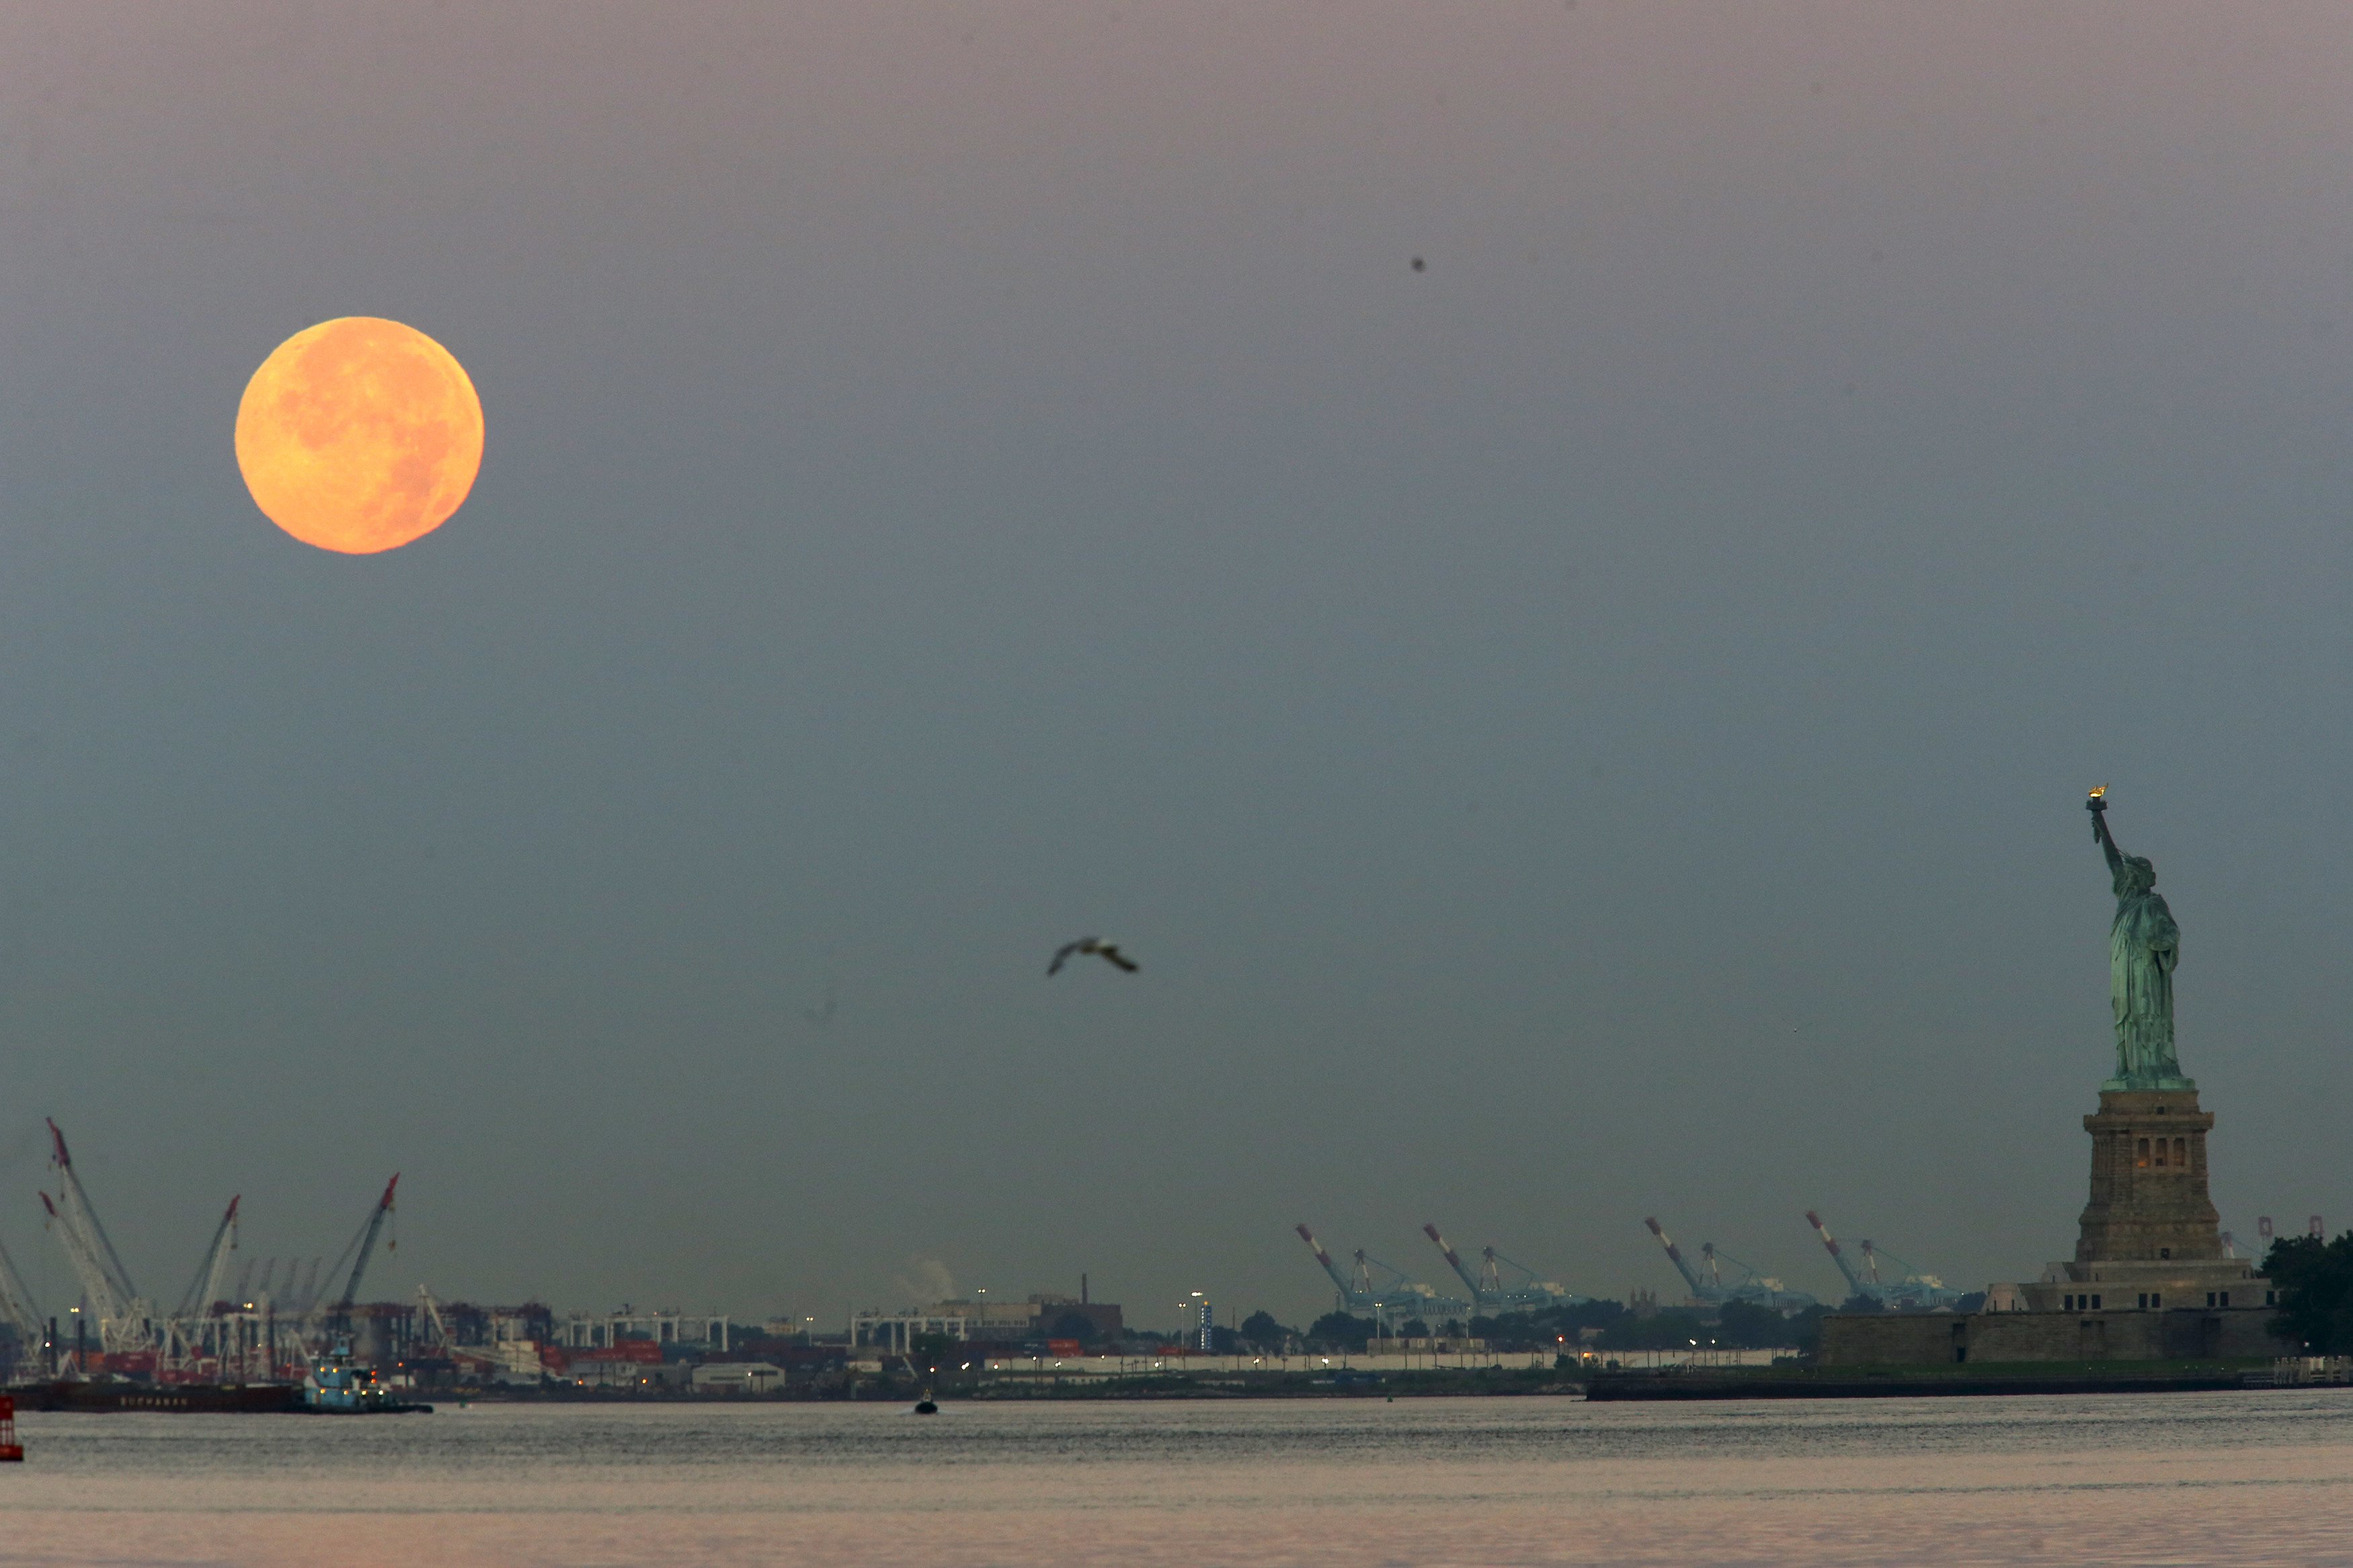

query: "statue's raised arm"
left=2088, top=786, right=2124, bottom=878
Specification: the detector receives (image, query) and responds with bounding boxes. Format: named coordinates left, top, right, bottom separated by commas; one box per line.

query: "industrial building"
left=555, top=1309, right=731, bottom=1351
left=851, top=1292, right=1122, bottom=1353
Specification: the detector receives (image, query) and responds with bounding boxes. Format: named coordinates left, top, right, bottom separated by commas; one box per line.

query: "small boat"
left=301, top=1342, right=432, bottom=1414
left=914, top=1397, right=939, bottom=1415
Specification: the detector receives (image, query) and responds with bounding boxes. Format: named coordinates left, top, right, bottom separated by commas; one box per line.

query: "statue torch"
left=2087, top=784, right=2108, bottom=839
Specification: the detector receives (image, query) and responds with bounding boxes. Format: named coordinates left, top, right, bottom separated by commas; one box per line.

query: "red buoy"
left=0, top=1395, right=20, bottom=1461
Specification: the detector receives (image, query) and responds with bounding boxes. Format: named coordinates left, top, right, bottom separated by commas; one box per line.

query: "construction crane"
left=1699, top=1242, right=1816, bottom=1311
left=1478, top=1247, right=1591, bottom=1311
left=1807, top=1210, right=1966, bottom=1310
left=174, top=1196, right=241, bottom=1320
left=415, top=1284, right=451, bottom=1351
left=1807, top=1210, right=1870, bottom=1301
left=1293, top=1224, right=1470, bottom=1324
left=1645, top=1216, right=1816, bottom=1312
left=415, top=1284, right=494, bottom=1380
left=1421, top=1224, right=1590, bottom=1313
left=321, top=1174, right=399, bottom=1319
left=1423, top=1224, right=1486, bottom=1304
left=0, top=1239, right=45, bottom=1352
left=1854, top=1239, right=1968, bottom=1311
left=154, top=1195, right=243, bottom=1378
left=1296, top=1225, right=1361, bottom=1308
left=40, top=1119, right=155, bottom=1354
left=1347, top=1247, right=1469, bottom=1328
left=1645, top=1217, right=1712, bottom=1300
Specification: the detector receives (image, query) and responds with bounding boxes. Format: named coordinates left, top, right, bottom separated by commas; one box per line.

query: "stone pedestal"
left=1823, top=1080, right=2290, bottom=1366
left=2075, top=1088, right=2221, bottom=1263
left=2013, top=1085, right=2266, bottom=1315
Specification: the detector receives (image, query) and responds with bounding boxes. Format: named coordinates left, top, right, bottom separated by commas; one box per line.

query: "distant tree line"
left=1248, top=1296, right=1848, bottom=1355
left=880, top=1284, right=2044, bottom=1371
left=2267, top=1232, right=2353, bottom=1353
left=912, top=1291, right=2021, bottom=1365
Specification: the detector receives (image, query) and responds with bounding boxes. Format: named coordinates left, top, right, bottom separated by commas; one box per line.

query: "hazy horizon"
left=3, top=2, right=2351, bottom=1332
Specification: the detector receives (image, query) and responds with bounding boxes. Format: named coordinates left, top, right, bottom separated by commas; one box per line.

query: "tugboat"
left=302, top=1341, right=432, bottom=1414
left=904, top=1354, right=938, bottom=1413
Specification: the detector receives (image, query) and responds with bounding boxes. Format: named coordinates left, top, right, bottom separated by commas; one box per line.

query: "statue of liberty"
left=2087, top=789, right=2190, bottom=1089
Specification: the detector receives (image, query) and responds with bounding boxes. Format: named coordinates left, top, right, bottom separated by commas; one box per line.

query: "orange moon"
left=235, top=317, right=483, bottom=554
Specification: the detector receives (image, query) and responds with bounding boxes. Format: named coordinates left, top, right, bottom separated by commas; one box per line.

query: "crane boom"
left=175, top=1196, right=241, bottom=1319
left=1860, top=1240, right=1943, bottom=1291
left=415, top=1284, right=450, bottom=1350
left=0, top=1237, right=44, bottom=1345
left=331, top=1175, right=399, bottom=1311
left=1295, top=1225, right=1357, bottom=1303
left=40, top=1191, right=117, bottom=1322
left=46, top=1121, right=138, bottom=1306
left=1483, top=1246, right=1588, bottom=1307
left=1806, top=1210, right=1868, bottom=1294
left=1422, top=1224, right=1488, bottom=1305
left=40, top=1121, right=159, bottom=1353
left=1699, top=1241, right=1724, bottom=1288
left=1644, top=1216, right=1710, bottom=1296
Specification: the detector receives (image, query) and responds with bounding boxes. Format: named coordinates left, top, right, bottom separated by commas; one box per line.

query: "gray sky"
left=1, top=2, right=2350, bottom=1330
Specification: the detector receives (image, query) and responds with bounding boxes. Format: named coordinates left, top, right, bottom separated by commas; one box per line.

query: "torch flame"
left=2088, top=784, right=2108, bottom=800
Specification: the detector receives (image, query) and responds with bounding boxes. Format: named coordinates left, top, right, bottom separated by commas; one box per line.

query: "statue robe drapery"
left=2110, top=886, right=2180, bottom=1081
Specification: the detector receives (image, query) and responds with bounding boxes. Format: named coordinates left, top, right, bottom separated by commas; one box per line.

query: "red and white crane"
left=39, top=1119, right=154, bottom=1355
left=158, top=1196, right=244, bottom=1378
left=1806, top=1209, right=1870, bottom=1298
left=173, top=1196, right=241, bottom=1322
left=316, top=1174, right=399, bottom=1330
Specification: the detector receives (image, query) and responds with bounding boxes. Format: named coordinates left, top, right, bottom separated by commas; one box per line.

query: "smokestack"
left=1081, top=1273, right=1088, bottom=1305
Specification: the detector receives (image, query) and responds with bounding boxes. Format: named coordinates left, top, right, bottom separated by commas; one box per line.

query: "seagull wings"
left=1047, top=937, right=1138, bottom=976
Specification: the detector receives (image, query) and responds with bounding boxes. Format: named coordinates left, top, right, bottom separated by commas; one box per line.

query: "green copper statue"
left=2087, top=788, right=2192, bottom=1089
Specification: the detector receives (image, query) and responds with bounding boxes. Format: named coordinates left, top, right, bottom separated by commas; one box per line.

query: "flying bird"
left=1049, top=938, right=1139, bottom=977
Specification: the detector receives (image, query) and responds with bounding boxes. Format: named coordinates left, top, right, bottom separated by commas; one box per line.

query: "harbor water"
left=4, top=1391, right=2352, bottom=1566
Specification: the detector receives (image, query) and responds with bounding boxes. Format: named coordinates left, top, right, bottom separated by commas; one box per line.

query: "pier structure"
left=553, top=1309, right=731, bottom=1352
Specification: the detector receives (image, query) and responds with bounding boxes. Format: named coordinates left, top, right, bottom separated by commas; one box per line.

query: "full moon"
left=235, top=317, right=484, bottom=554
